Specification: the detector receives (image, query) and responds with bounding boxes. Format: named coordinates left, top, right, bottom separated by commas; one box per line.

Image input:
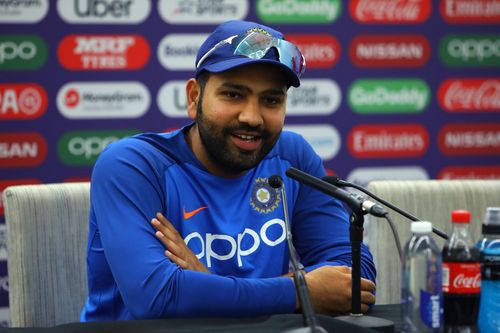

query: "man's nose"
left=238, top=99, right=264, bottom=128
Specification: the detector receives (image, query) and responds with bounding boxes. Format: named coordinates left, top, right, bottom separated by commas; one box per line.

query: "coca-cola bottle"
left=442, top=210, right=481, bottom=333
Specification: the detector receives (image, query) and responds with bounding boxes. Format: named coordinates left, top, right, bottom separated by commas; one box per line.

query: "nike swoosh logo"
left=183, top=206, right=208, bottom=220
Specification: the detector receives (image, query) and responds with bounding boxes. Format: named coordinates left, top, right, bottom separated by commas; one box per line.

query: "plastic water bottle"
left=402, top=221, right=443, bottom=333
left=477, top=207, right=500, bottom=333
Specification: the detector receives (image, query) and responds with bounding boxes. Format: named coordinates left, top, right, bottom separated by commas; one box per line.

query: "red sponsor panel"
left=0, top=83, right=48, bottom=120
left=0, top=133, right=47, bottom=168
left=440, top=0, right=500, bottom=24
left=438, top=166, right=500, bottom=179
left=349, top=34, right=430, bottom=67
left=438, top=78, right=500, bottom=112
left=350, top=0, right=431, bottom=24
left=0, top=179, right=40, bottom=216
left=438, top=124, right=500, bottom=156
left=286, top=34, right=341, bottom=68
left=348, top=124, right=429, bottom=158
left=58, top=34, right=150, bottom=70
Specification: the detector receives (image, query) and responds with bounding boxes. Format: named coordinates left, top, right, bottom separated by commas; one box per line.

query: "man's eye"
left=223, top=91, right=241, bottom=99
left=263, top=97, right=282, bottom=106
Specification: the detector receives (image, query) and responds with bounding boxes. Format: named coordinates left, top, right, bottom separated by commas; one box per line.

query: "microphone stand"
left=286, top=168, right=394, bottom=333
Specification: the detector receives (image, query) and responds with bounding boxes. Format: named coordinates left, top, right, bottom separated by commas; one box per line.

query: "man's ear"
left=186, top=78, right=200, bottom=120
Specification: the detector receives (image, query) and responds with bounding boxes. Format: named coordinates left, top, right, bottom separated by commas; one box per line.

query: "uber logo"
left=57, top=0, right=151, bottom=24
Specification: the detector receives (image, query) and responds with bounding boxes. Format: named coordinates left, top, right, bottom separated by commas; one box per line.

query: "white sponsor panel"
left=157, top=80, right=188, bottom=118
left=0, top=224, right=5, bottom=261
left=157, top=33, right=207, bottom=71
left=287, top=79, right=341, bottom=115
left=285, top=124, right=340, bottom=160
left=158, top=0, right=248, bottom=24
left=0, top=0, right=49, bottom=23
left=57, top=81, right=150, bottom=119
left=346, top=166, right=429, bottom=188
left=57, top=0, right=151, bottom=24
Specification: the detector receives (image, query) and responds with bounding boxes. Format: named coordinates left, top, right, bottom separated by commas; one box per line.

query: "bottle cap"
left=483, top=207, right=500, bottom=234
left=411, top=221, right=432, bottom=234
left=451, top=210, right=470, bottom=224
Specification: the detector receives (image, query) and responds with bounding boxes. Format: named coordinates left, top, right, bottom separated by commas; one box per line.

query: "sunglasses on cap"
left=196, top=32, right=306, bottom=77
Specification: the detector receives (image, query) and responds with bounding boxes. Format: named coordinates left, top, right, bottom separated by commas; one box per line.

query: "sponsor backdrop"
left=0, top=0, right=499, bottom=325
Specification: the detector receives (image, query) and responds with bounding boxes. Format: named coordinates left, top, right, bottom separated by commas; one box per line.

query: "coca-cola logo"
left=438, top=166, right=500, bottom=180
left=350, top=0, right=431, bottom=24
left=286, top=34, right=341, bottom=69
left=440, top=0, right=500, bottom=24
left=438, top=79, right=500, bottom=112
left=453, top=273, right=481, bottom=289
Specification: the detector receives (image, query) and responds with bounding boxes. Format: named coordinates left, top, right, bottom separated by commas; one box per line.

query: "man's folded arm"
left=91, top=140, right=296, bottom=319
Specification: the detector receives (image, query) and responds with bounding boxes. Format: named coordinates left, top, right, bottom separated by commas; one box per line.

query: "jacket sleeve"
left=90, top=138, right=296, bottom=318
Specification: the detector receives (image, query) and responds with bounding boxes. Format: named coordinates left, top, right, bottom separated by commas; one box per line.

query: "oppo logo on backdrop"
left=57, top=0, right=151, bottom=24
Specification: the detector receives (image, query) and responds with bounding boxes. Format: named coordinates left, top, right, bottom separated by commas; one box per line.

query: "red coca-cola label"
left=442, top=262, right=481, bottom=293
left=438, top=79, right=500, bottom=112
left=350, top=0, right=431, bottom=24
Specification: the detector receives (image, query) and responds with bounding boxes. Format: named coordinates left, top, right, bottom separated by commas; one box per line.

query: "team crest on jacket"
left=250, top=177, right=281, bottom=214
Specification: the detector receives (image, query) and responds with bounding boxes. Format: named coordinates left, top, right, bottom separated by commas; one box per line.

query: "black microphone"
left=322, top=176, right=448, bottom=240
left=284, top=169, right=396, bottom=332
left=286, top=168, right=387, bottom=218
left=268, top=175, right=326, bottom=333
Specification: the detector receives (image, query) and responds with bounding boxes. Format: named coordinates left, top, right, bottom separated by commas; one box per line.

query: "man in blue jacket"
left=81, top=19, right=376, bottom=320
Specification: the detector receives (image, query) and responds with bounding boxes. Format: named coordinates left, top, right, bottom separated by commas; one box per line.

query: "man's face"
left=192, top=64, right=288, bottom=177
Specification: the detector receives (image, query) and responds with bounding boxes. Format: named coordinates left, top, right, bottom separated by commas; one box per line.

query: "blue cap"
left=195, top=20, right=302, bottom=87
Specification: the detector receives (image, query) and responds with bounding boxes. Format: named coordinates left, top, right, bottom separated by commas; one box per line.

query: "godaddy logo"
left=440, top=34, right=500, bottom=67
left=58, top=130, right=140, bottom=166
left=349, top=79, right=430, bottom=114
left=256, top=0, right=341, bottom=23
left=0, top=35, right=47, bottom=70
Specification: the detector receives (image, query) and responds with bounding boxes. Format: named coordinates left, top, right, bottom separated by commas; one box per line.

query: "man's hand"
left=151, top=212, right=210, bottom=273
left=302, top=265, right=376, bottom=315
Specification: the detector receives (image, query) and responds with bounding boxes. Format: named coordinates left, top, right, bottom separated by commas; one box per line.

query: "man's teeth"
left=236, top=134, right=256, bottom=141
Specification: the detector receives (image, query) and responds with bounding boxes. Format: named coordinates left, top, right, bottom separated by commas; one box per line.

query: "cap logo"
left=246, top=27, right=272, bottom=37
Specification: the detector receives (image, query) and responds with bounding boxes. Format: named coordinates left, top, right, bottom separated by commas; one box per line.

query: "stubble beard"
left=196, top=102, right=280, bottom=175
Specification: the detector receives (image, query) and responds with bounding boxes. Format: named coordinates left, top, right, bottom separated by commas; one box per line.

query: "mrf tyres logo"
left=57, top=0, right=151, bottom=24
left=158, top=0, right=248, bottom=24
left=57, top=129, right=140, bottom=166
left=0, top=0, right=49, bottom=23
left=440, top=34, right=500, bottom=67
left=0, top=132, right=47, bottom=168
left=349, top=79, right=430, bottom=114
left=440, top=0, right=500, bottom=24
left=438, top=123, right=500, bottom=156
left=350, top=34, right=430, bottom=67
left=350, top=0, right=431, bottom=24
left=348, top=124, right=429, bottom=158
left=256, top=0, right=341, bottom=23
left=0, top=35, right=47, bottom=70
left=58, top=34, right=150, bottom=70
left=438, top=78, right=500, bottom=113
left=0, top=83, right=48, bottom=120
